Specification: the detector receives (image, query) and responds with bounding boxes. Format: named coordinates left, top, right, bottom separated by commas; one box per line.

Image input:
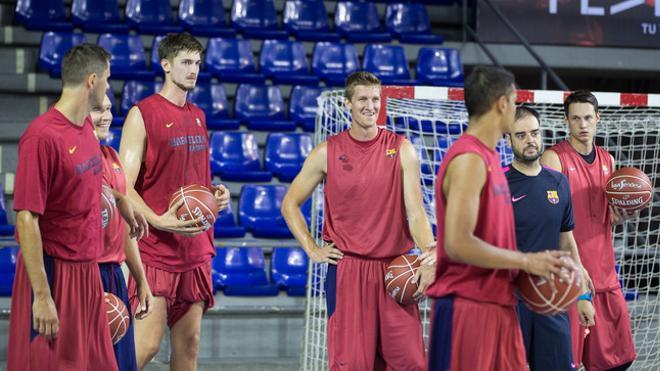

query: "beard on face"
left=172, top=75, right=196, bottom=92
left=513, top=143, right=543, bottom=163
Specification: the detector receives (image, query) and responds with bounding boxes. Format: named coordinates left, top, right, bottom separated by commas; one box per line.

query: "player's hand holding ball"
left=115, top=192, right=149, bottom=240
left=605, top=166, right=652, bottom=225
left=522, top=250, right=573, bottom=292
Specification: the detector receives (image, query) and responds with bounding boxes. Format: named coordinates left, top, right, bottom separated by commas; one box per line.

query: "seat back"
left=416, top=47, right=464, bottom=84
left=311, top=42, right=359, bottom=79
left=234, top=84, right=286, bottom=121
left=363, top=44, right=410, bottom=80
left=289, top=85, right=324, bottom=123
left=189, top=82, right=231, bottom=119
left=231, top=0, right=279, bottom=30
left=265, top=133, right=313, bottom=170
left=126, top=0, right=176, bottom=26
left=97, top=33, right=148, bottom=71
left=385, top=3, right=431, bottom=35
left=39, top=32, right=87, bottom=72
left=259, top=40, right=309, bottom=77
left=209, top=131, right=261, bottom=172
left=121, top=80, right=161, bottom=115
left=16, top=0, right=67, bottom=25
left=179, top=0, right=226, bottom=28
left=334, top=1, right=382, bottom=34
left=205, top=38, right=257, bottom=74
left=72, top=0, right=122, bottom=24
left=283, top=0, right=330, bottom=33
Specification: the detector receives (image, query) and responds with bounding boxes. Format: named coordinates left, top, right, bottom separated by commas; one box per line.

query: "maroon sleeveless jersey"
left=426, top=134, right=518, bottom=306
left=322, top=129, right=414, bottom=258
left=98, top=145, right=126, bottom=264
left=550, top=141, right=618, bottom=291
left=134, top=94, right=214, bottom=272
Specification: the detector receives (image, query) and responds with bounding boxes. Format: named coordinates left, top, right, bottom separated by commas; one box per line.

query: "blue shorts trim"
left=325, top=264, right=337, bottom=319
left=428, top=296, right=454, bottom=371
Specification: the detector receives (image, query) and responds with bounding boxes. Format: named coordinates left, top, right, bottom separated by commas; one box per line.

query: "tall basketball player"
left=542, top=90, right=637, bottom=371
left=119, top=32, right=229, bottom=370
left=282, top=71, right=437, bottom=371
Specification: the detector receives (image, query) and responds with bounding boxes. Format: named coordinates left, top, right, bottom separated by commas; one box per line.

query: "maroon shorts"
left=7, top=253, right=118, bottom=371
left=128, top=260, right=214, bottom=328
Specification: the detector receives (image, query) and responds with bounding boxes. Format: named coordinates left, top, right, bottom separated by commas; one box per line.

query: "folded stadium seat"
left=289, top=85, right=324, bottom=131
left=150, top=35, right=211, bottom=80
left=497, top=139, right=513, bottom=167
left=178, top=0, right=235, bottom=37
left=205, top=38, right=264, bottom=84
left=97, top=34, right=154, bottom=80
left=38, top=32, right=87, bottom=77
left=265, top=133, right=313, bottom=182
left=71, top=0, right=129, bottom=33
left=334, top=2, right=391, bottom=43
left=416, top=47, right=464, bottom=87
left=283, top=0, right=340, bottom=42
left=231, top=0, right=288, bottom=40
left=15, top=0, right=72, bottom=31
left=259, top=40, right=319, bottom=86
left=311, top=42, right=359, bottom=87
left=120, top=80, right=162, bottom=116
left=100, top=129, right=122, bottom=152
left=362, top=44, right=413, bottom=85
left=213, top=202, right=246, bottom=238
left=209, top=131, right=272, bottom=182
left=125, top=0, right=183, bottom=34
left=0, top=185, right=15, bottom=236
left=0, top=246, right=19, bottom=296
left=238, top=184, right=311, bottom=238
left=188, top=82, right=239, bottom=130
left=385, top=3, right=444, bottom=45
left=271, top=247, right=308, bottom=296
left=213, top=247, right=279, bottom=296
left=234, top=84, right=297, bottom=131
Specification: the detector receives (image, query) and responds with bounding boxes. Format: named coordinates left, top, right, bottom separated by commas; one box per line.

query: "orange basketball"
left=384, top=254, right=420, bottom=306
left=169, top=184, right=219, bottom=230
left=605, top=167, right=653, bottom=211
left=517, top=256, right=581, bottom=315
left=105, top=292, right=129, bottom=345
left=101, top=184, right=115, bottom=229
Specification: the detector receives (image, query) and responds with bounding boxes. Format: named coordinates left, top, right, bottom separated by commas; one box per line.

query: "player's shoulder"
left=541, top=166, right=569, bottom=185
left=21, top=110, right=65, bottom=143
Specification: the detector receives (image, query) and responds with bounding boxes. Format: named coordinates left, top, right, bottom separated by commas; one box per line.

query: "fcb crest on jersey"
left=547, top=190, right=559, bottom=205
left=386, top=148, right=397, bottom=158
left=602, top=165, right=609, bottom=175
left=112, top=162, right=121, bottom=174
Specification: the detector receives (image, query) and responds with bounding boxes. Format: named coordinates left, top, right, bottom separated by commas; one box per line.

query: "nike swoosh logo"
left=166, top=122, right=174, bottom=128
left=68, top=146, right=77, bottom=154
left=512, top=195, right=527, bottom=203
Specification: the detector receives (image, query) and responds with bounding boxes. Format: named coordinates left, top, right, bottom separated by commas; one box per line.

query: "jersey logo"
left=547, top=190, right=559, bottom=204
left=602, top=165, right=609, bottom=175
left=112, top=162, right=122, bottom=174
left=68, top=146, right=77, bottom=154
left=196, top=118, right=202, bottom=127
left=568, top=167, right=576, bottom=171
left=165, top=122, right=174, bottom=128
left=512, top=194, right=527, bottom=203
left=338, top=154, right=348, bottom=162
left=386, top=148, right=397, bottom=158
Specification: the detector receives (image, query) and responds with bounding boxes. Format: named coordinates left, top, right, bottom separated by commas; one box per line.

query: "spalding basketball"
left=101, top=184, right=115, bottom=229
left=169, top=184, right=219, bottom=230
left=605, top=167, right=653, bottom=211
left=384, top=254, right=420, bottom=306
left=517, top=256, right=581, bottom=315
left=105, top=292, right=129, bottom=345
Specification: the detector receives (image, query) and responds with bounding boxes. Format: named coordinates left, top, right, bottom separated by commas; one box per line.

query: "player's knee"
left=139, top=338, right=162, bottom=362
left=176, top=331, right=201, bottom=359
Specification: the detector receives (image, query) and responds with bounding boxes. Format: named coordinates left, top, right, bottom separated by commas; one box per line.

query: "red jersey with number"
left=13, top=108, right=103, bottom=261
left=322, top=129, right=414, bottom=258
left=98, top=145, right=127, bottom=264
left=133, top=94, right=214, bottom=272
left=550, top=140, right=618, bottom=291
left=426, top=134, right=518, bottom=306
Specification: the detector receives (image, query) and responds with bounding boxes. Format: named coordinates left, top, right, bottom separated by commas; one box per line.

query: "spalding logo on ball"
left=169, top=184, right=219, bottom=230
left=605, top=167, right=652, bottom=212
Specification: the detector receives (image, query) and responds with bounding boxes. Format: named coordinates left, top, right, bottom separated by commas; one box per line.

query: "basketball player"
left=542, top=90, right=637, bottom=370
left=425, top=66, right=574, bottom=371
left=505, top=105, right=596, bottom=370
left=281, top=71, right=437, bottom=370
left=119, top=32, right=230, bottom=370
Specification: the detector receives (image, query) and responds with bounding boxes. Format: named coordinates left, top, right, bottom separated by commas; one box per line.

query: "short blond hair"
left=344, top=71, right=381, bottom=101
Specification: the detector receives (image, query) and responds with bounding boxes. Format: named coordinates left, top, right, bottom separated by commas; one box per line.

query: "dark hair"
left=158, top=32, right=203, bottom=62
left=344, top=71, right=381, bottom=100
left=515, top=105, right=541, bottom=124
left=464, top=66, right=515, bottom=118
left=564, top=90, right=599, bottom=117
left=61, top=44, right=111, bottom=87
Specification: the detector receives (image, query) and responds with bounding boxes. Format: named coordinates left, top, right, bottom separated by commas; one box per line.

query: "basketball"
left=517, top=256, right=582, bottom=315
left=105, top=292, right=129, bottom=345
left=605, top=167, right=653, bottom=211
left=101, top=184, right=115, bottom=229
left=384, top=254, right=420, bottom=306
left=169, top=184, right=219, bottom=230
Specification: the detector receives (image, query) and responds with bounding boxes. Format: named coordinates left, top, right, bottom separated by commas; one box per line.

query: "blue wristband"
left=578, top=292, right=592, bottom=302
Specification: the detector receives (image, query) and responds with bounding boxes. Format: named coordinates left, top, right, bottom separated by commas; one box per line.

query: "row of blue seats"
left=18, top=0, right=444, bottom=44
left=39, top=32, right=464, bottom=86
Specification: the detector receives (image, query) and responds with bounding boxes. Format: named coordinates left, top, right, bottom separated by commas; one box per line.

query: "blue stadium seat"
left=271, top=247, right=308, bottom=296
left=0, top=184, right=15, bottom=236
left=334, top=2, right=391, bottom=43
left=234, top=84, right=297, bottom=131
left=213, top=202, right=246, bottom=238
left=385, top=3, right=444, bottom=44
left=38, top=32, right=87, bottom=77
left=120, top=80, right=162, bottom=116
left=289, top=85, right=324, bottom=131
left=15, top=0, right=72, bottom=31
left=188, top=82, right=239, bottom=130
left=231, top=0, right=288, bottom=39
left=0, top=247, right=19, bottom=296
left=259, top=40, right=319, bottom=86
left=209, top=131, right=272, bottom=182
left=362, top=44, right=412, bottom=85
left=311, top=42, right=359, bottom=87
left=97, top=34, right=154, bottom=80
left=238, top=185, right=310, bottom=238
left=283, top=0, right=339, bottom=42
left=178, top=0, right=235, bottom=37
left=265, top=133, right=313, bottom=182
left=205, top=38, right=264, bottom=83
left=71, top=0, right=128, bottom=33
left=126, top=0, right=182, bottom=34
left=213, top=247, right=279, bottom=296
left=416, top=47, right=464, bottom=87
left=100, top=129, right=122, bottom=152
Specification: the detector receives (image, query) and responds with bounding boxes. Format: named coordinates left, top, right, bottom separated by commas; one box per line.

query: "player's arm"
left=16, top=210, right=59, bottom=340
left=123, top=228, right=153, bottom=320
left=560, top=231, right=596, bottom=326
left=281, top=142, right=343, bottom=265
left=540, top=149, right=562, bottom=172
left=112, top=188, right=148, bottom=240
left=608, top=153, right=636, bottom=225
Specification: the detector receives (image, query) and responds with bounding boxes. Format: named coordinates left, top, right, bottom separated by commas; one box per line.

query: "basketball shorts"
left=128, top=260, right=214, bottom=328
left=99, top=262, right=136, bottom=371
left=7, top=253, right=118, bottom=371
left=568, top=289, right=636, bottom=370
left=517, top=301, right=574, bottom=370
left=428, top=296, right=526, bottom=371
left=325, top=254, right=425, bottom=371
